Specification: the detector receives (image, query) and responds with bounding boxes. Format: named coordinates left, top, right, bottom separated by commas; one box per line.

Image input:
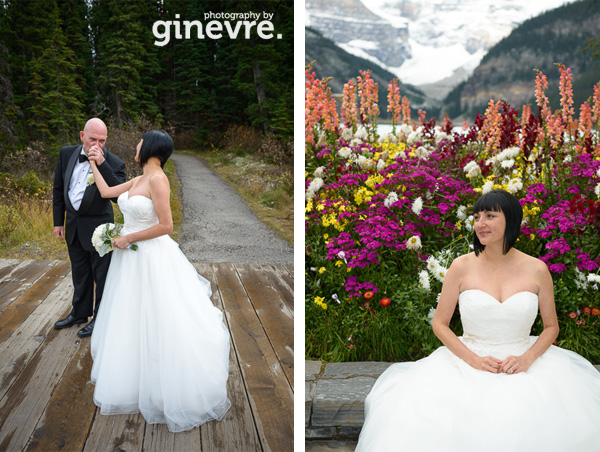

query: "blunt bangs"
left=472, top=190, right=523, bottom=256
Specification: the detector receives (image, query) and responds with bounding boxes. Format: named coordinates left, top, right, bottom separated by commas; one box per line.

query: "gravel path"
left=171, top=153, right=293, bottom=264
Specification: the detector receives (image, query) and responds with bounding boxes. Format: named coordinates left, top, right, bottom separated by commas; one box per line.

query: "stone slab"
left=305, top=426, right=337, bottom=439
left=312, top=377, right=376, bottom=427
left=306, top=360, right=323, bottom=381
left=306, top=381, right=313, bottom=426
left=323, top=362, right=394, bottom=379
left=305, top=440, right=357, bottom=451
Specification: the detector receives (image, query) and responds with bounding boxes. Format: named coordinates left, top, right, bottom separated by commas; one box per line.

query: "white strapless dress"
left=90, top=191, right=231, bottom=432
left=355, top=289, right=600, bottom=451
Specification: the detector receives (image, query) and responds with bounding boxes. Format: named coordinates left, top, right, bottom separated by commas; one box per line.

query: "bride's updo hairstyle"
left=139, top=130, right=173, bottom=169
left=473, top=189, right=523, bottom=256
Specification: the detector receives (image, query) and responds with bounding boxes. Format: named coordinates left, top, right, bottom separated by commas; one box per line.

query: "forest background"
left=0, top=0, right=294, bottom=258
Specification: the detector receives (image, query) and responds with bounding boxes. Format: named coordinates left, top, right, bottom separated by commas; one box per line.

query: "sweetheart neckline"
left=460, top=289, right=538, bottom=304
left=123, top=191, right=152, bottom=201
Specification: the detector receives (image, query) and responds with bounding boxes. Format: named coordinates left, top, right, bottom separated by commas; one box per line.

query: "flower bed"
left=305, top=64, right=600, bottom=363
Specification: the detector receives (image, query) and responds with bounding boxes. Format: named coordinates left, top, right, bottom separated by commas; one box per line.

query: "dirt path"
left=171, top=153, right=294, bottom=264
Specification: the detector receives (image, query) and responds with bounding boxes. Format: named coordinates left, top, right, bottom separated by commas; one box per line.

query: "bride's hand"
left=471, top=355, right=502, bottom=373
left=113, top=235, right=132, bottom=249
left=500, top=355, right=532, bottom=375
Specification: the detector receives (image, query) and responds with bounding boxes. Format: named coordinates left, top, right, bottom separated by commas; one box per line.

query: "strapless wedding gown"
left=90, top=192, right=231, bottom=432
left=355, top=290, right=600, bottom=451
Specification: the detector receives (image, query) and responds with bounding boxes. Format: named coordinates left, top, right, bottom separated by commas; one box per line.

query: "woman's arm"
left=112, top=173, right=173, bottom=248
left=89, top=157, right=134, bottom=199
left=499, top=260, right=559, bottom=374
left=432, top=256, right=502, bottom=373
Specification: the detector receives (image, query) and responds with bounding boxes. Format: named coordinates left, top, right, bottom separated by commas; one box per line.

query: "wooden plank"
left=0, top=261, right=70, bottom=344
left=84, top=412, right=146, bottom=452
left=24, top=340, right=96, bottom=452
left=142, top=424, right=175, bottom=451
left=278, top=265, right=294, bottom=291
left=235, top=265, right=294, bottom=386
left=0, top=259, right=30, bottom=281
left=213, top=264, right=293, bottom=452
left=0, top=277, right=72, bottom=400
left=195, top=263, right=263, bottom=452
left=261, top=265, right=294, bottom=313
left=0, top=260, right=58, bottom=312
left=0, top=320, right=82, bottom=451
left=0, top=259, right=21, bottom=276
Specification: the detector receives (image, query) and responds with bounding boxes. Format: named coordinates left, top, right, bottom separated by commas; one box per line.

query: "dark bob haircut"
left=472, top=189, right=523, bottom=256
left=138, top=130, right=173, bottom=168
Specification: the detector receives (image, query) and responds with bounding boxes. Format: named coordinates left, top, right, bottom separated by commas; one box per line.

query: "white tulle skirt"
left=355, top=338, right=600, bottom=451
left=90, top=234, right=231, bottom=432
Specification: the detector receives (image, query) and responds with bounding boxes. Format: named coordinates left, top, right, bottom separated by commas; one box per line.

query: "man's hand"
left=88, top=145, right=105, bottom=165
left=54, top=226, right=64, bottom=238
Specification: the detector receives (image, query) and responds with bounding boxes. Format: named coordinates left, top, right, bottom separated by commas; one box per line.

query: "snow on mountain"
left=306, top=0, right=576, bottom=96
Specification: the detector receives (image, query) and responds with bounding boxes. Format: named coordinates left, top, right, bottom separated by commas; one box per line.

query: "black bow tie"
left=79, top=154, right=89, bottom=163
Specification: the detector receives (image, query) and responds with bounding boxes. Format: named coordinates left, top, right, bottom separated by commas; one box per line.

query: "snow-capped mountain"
left=305, top=0, right=575, bottom=100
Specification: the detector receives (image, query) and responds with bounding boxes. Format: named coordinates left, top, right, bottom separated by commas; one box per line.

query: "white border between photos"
left=293, top=0, right=306, bottom=450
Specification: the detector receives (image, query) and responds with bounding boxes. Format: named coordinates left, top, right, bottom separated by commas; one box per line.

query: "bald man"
left=52, top=118, right=126, bottom=337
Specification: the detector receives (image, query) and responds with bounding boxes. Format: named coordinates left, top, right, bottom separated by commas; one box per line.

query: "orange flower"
left=591, top=308, right=600, bottom=317
left=582, top=307, right=592, bottom=315
left=363, top=291, right=374, bottom=300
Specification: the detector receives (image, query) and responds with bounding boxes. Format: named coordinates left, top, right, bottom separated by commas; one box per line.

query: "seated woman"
left=355, top=189, right=600, bottom=451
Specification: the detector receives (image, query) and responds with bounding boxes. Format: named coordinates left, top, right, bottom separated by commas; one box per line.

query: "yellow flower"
left=335, top=260, right=344, bottom=267
left=530, top=234, right=535, bottom=240
left=318, top=267, right=326, bottom=274
left=323, top=233, right=329, bottom=240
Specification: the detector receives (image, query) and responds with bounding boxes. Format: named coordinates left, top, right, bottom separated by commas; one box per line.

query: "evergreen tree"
left=91, top=0, right=160, bottom=124
left=0, top=43, right=20, bottom=162
left=27, top=3, right=86, bottom=148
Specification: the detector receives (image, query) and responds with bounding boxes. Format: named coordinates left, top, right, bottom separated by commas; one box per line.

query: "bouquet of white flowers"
left=91, top=223, right=138, bottom=256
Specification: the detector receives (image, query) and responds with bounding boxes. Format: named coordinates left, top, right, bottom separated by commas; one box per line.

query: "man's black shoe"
left=77, top=319, right=96, bottom=338
left=55, top=315, right=87, bottom=329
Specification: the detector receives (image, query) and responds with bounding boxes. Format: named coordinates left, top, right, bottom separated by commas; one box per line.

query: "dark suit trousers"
left=67, top=228, right=112, bottom=319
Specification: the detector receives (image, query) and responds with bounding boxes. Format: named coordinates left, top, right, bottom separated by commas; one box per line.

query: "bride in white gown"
left=87, top=130, right=231, bottom=432
left=355, top=190, right=600, bottom=451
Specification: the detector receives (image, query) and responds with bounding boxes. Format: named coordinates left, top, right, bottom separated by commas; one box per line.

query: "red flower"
left=362, top=301, right=370, bottom=309
left=577, top=319, right=585, bottom=326
left=592, top=308, right=600, bottom=317
left=349, top=344, right=354, bottom=350
left=568, top=312, right=577, bottom=319
left=364, top=291, right=374, bottom=300
left=582, top=307, right=592, bottom=315
left=380, top=297, right=391, bottom=307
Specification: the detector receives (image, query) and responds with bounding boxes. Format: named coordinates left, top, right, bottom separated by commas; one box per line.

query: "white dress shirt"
left=69, top=149, right=92, bottom=211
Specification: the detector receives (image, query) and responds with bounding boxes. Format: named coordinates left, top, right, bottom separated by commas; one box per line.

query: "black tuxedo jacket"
left=53, top=144, right=126, bottom=251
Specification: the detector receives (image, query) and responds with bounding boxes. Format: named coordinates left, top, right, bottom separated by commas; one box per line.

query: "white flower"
left=405, top=235, right=422, bottom=250
left=507, top=177, right=523, bottom=194
left=426, top=307, right=436, bottom=325
left=377, top=159, right=386, bottom=172
left=399, top=124, right=412, bottom=136
left=597, top=168, right=600, bottom=178
left=463, top=161, right=481, bottom=178
left=86, top=172, right=95, bottom=186
left=482, top=180, right=494, bottom=195
left=426, top=256, right=440, bottom=273
left=456, top=205, right=467, bottom=221
left=337, top=251, right=347, bottom=263
left=501, top=159, right=515, bottom=169
left=595, top=183, right=600, bottom=198
left=419, top=270, right=430, bottom=291
left=357, top=156, right=375, bottom=171
left=306, top=177, right=324, bottom=199
left=354, top=127, right=368, bottom=140
left=433, top=267, right=447, bottom=283
left=465, top=215, right=474, bottom=232
left=434, top=130, right=451, bottom=144
left=563, top=155, right=572, bottom=163
left=338, top=147, right=352, bottom=159
left=415, top=145, right=431, bottom=159
left=407, top=130, right=422, bottom=144
left=381, top=150, right=389, bottom=161
left=332, top=293, right=340, bottom=304
left=340, top=127, right=353, bottom=140
left=384, top=191, right=398, bottom=209
left=587, top=274, right=600, bottom=284
left=575, top=268, right=588, bottom=290
left=497, top=146, right=520, bottom=161
left=314, top=166, right=325, bottom=178
left=385, top=133, right=397, bottom=143
left=411, top=197, right=423, bottom=215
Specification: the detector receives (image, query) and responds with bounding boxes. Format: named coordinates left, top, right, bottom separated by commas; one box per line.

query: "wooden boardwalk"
left=0, top=259, right=293, bottom=452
